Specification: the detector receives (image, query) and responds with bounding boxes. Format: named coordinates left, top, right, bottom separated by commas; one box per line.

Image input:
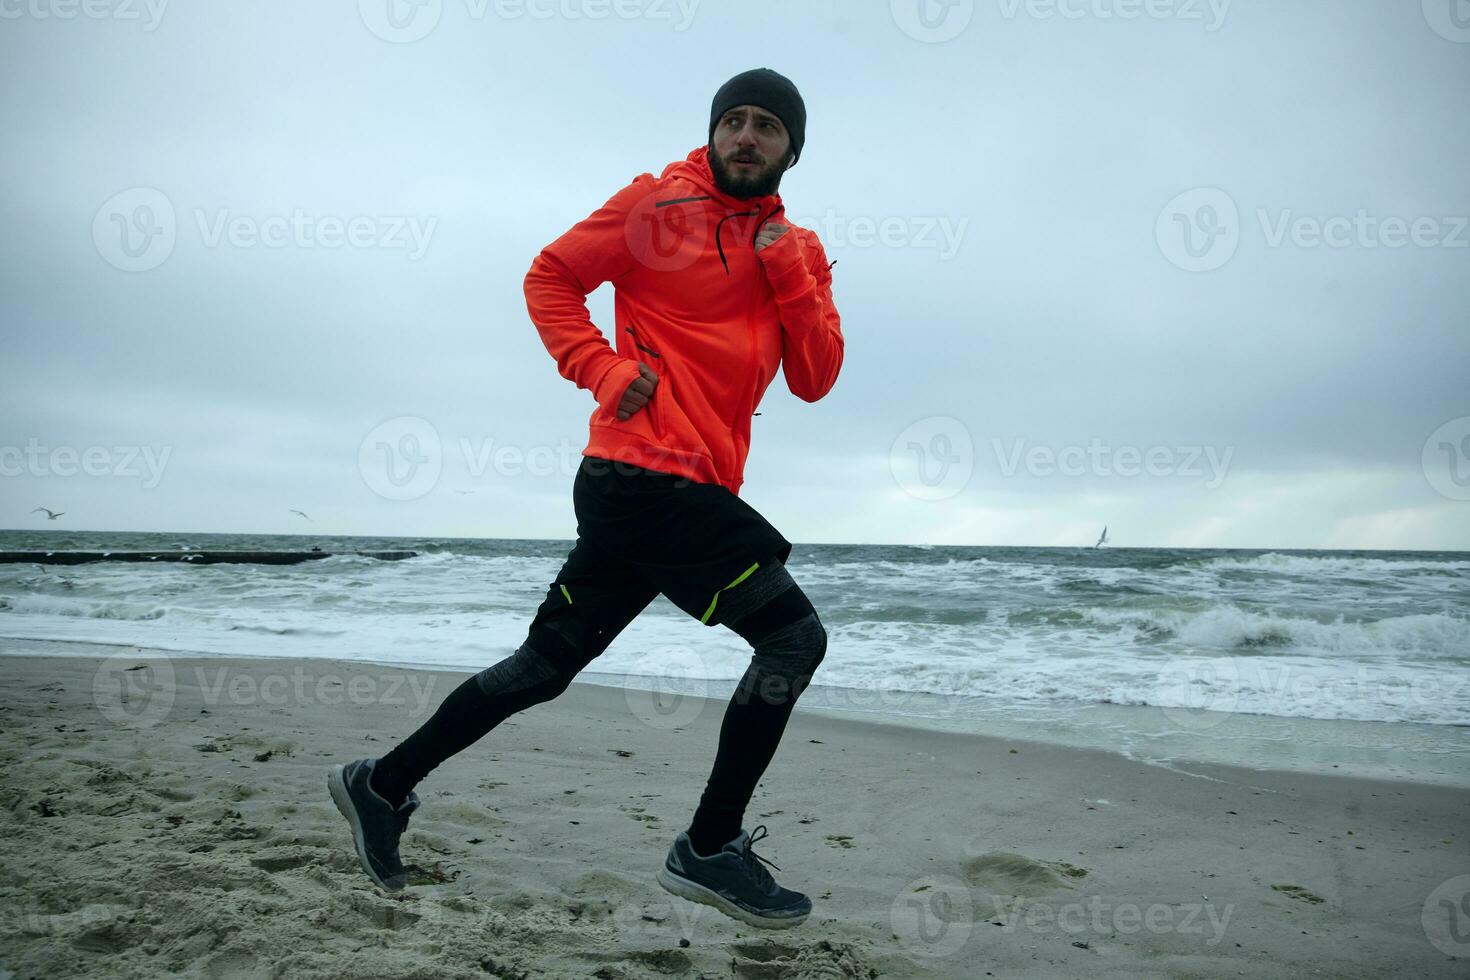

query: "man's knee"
left=752, top=611, right=826, bottom=687
left=474, top=622, right=588, bottom=700
left=725, top=571, right=828, bottom=701
left=474, top=643, right=556, bottom=698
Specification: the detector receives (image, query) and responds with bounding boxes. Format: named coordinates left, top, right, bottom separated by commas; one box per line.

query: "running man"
left=330, top=68, right=843, bottom=929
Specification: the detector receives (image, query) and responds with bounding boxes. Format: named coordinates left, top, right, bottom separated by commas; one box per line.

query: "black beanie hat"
left=708, top=68, right=807, bottom=167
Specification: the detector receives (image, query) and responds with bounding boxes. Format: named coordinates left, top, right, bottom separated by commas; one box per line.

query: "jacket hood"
left=661, top=145, right=784, bottom=213
left=659, top=146, right=788, bottom=276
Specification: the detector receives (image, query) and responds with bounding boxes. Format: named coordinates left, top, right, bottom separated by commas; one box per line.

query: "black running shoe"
left=657, top=825, right=812, bottom=929
left=327, top=758, right=420, bottom=891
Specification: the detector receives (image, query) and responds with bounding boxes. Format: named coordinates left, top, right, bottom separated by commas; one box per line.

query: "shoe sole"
left=328, top=764, right=402, bottom=892
left=656, top=866, right=809, bottom=930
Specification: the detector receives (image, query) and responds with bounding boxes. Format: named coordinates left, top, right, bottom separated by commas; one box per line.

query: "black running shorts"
left=529, top=455, right=793, bottom=644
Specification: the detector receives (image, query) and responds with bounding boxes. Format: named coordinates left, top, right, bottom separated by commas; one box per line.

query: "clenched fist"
left=616, top=362, right=660, bottom=421
left=754, top=223, right=790, bottom=252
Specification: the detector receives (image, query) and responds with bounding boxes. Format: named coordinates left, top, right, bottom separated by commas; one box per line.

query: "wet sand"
left=2, top=640, right=1467, bottom=979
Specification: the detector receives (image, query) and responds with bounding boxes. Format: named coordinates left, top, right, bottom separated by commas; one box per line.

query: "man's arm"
left=755, top=227, right=844, bottom=402
left=523, top=179, right=650, bottom=416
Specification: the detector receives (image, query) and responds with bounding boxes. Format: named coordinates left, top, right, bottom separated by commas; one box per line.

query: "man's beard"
left=708, top=144, right=792, bottom=199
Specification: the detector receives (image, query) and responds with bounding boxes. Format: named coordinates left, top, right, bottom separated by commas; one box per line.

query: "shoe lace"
left=738, top=825, right=781, bottom=891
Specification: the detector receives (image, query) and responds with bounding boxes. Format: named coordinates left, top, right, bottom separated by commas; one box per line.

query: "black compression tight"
left=370, top=562, right=826, bottom=855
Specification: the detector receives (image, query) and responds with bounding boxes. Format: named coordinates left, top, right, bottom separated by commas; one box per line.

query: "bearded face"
left=708, top=105, right=794, bottom=199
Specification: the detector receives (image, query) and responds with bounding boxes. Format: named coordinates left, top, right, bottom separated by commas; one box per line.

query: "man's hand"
left=754, top=223, right=790, bottom=252
left=616, top=362, right=659, bottom=421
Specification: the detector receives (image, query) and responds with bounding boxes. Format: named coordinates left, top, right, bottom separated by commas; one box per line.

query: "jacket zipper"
left=624, top=324, right=666, bottom=437
left=743, top=204, right=784, bottom=427
left=624, top=325, right=661, bottom=359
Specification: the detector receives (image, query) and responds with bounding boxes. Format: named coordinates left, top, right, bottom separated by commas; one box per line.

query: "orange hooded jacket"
left=523, top=145, right=843, bottom=498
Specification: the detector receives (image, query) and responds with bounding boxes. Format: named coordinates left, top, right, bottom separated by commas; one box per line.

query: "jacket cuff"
left=591, top=357, right=642, bottom=415
left=757, top=231, right=811, bottom=301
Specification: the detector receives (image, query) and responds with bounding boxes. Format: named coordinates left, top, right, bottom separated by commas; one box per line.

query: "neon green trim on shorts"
left=560, top=584, right=573, bottom=604
left=699, top=561, right=761, bottom=625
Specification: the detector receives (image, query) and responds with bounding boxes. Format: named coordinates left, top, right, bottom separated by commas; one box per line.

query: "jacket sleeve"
left=523, top=178, right=650, bottom=415
left=756, top=229, right=844, bottom=403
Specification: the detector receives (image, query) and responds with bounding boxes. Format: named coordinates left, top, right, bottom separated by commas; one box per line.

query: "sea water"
left=2, top=531, right=1466, bottom=785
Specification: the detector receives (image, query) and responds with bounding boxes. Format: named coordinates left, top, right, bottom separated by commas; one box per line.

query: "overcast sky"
left=2, top=0, right=1467, bottom=549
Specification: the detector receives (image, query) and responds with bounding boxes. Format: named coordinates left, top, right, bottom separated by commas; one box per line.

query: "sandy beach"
left=2, top=640, right=1466, bottom=979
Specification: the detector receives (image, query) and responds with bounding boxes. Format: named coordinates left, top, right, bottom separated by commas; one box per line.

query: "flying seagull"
left=1094, top=525, right=1108, bottom=549
left=290, top=509, right=312, bottom=521
left=453, top=490, right=475, bottom=495
left=33, top=507, right=64, bottom=520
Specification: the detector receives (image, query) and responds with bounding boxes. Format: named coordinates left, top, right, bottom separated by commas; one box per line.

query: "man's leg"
left=684, top=559, right=827, bottom=856
left=370, top=538, right=658, bottom=808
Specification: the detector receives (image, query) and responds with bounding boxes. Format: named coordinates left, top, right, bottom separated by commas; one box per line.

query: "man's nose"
left=734, top=122, right=758, bottom=146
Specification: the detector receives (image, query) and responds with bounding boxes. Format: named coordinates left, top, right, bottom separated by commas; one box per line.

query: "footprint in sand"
left=614, top=948, right=694, bottom=973
left=728, top=939, right=878, bottom=980
left=202, top=950, right=263, bottom=980
left=961, top=852, right=1089, bottom=897
left=248, top=846, right=340, bottom=874
left=1271, top=883, right=1325, bottom=904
